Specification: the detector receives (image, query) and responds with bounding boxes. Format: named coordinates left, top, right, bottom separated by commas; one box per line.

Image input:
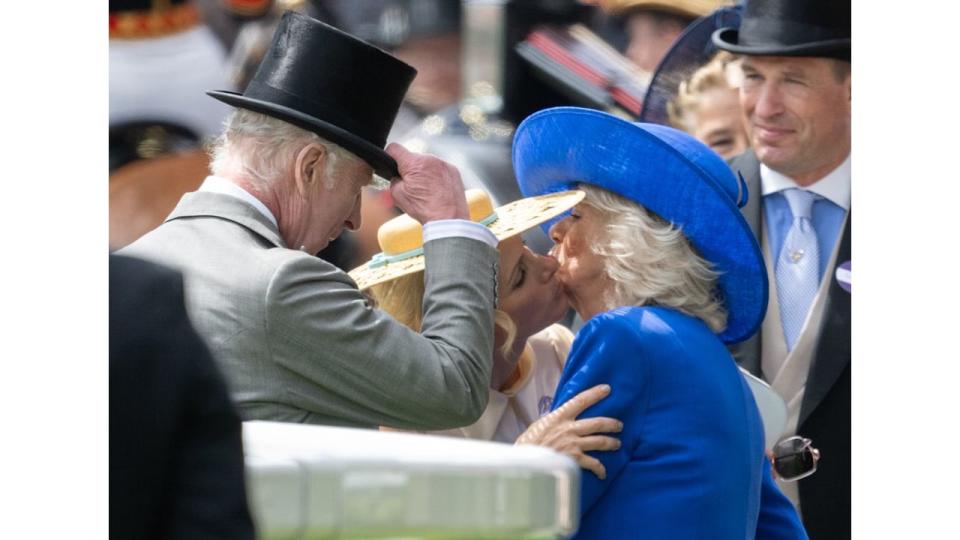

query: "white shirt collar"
left=198, top=175, right=279, bottom=229
left=760, top=154, right=851, bottom=211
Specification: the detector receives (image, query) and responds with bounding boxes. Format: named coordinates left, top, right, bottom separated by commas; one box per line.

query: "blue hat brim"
left=512, top=107, right=767, bottom=344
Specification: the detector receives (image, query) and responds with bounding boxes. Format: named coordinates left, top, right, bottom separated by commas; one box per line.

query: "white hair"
left=579, top=184, right=728, bottom=333
left=209, top=109, right=367, bottom=189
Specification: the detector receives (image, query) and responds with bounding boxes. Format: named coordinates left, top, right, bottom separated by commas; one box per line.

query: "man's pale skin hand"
left=515, top=384, right=622, bottom=480
left=386, top=142, right=469, bottom=223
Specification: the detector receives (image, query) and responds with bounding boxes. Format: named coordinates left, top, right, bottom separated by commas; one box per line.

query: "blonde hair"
left=667, top=51, right=738, bottom=133
left=370, top=271, right=517, bottom=357
left=579, top=184, right=728, bottom=333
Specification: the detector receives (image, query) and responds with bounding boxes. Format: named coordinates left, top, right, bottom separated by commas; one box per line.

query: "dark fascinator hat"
left=711, top=0, right=850, bottom=61
left=512, top=106, right=767, bottom=344
left=208, top=11, right=417, bottom=179
left=640, top=4, right=742, bottom=125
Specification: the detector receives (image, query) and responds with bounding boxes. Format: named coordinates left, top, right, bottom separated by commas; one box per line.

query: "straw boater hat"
left=349, top=189, right=584, bottom=291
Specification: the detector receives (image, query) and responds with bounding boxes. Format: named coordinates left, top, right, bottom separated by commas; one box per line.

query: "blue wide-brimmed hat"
left=512, top=106, right=766, bottom=344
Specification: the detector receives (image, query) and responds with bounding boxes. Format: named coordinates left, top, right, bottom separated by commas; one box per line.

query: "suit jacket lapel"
left=165, top=191, right=286, bottom=248
left=799, top=213, right=851, bottom=427
left=728, top=150, right=764, bottom=377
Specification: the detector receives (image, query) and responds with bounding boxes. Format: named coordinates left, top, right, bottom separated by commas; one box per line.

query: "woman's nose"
left=549, top=217, right=569, bottom=243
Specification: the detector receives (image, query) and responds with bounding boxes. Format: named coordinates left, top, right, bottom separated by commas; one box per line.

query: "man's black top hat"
left=712, top=0, right=850, bottom=61
left=208, top=11, right=417, bottom=179
left=109, top=0, right=189, bottom=12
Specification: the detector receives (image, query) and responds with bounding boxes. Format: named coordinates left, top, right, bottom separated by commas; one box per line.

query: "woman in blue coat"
left=512, top=107, right=805, bottom=539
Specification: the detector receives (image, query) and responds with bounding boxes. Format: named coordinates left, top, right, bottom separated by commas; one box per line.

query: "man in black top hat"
left=713, top=1, right=851, bottom=538
left=120, top=12, right=502, bottom=430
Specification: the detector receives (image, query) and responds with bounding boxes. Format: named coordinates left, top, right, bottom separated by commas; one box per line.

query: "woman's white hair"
left=579, top=184, right=728, bottom=333
left=209, top=109, right=365, bottom=188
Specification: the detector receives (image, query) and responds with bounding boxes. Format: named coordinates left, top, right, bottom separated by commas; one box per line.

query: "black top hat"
left=208, top=11, right=417, bottom=179
left=711, top=0, right=850, bottom=61
left=109, top=0, right=189, bottom=12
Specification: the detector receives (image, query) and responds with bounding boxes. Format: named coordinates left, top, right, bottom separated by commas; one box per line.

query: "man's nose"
left=754, top=83, right=784, bottom=120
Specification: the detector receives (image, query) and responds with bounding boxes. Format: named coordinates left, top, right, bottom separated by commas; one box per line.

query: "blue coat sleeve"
left=755, top=457, right=809, bottom=539
left=550, top=314, right=649, bottom=515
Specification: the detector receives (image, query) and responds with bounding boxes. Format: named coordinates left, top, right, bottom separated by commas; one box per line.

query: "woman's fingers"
left=572, top=416, right=623, bottom=436
left=576, top=435, right=622, bottom=452
left=576, top=454, right=607, bottom=480
left=556, top=384, right=611, bottom=418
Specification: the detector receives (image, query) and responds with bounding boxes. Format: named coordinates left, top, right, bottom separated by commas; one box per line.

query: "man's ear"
left=294, top=143, right=326, bottom=196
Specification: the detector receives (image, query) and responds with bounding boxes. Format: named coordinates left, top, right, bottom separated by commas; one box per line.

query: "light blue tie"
left=776, top=189, right=820, bottom=351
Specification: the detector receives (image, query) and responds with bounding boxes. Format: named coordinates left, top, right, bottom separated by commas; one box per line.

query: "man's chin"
left=755, top=145, right=798, bottom=170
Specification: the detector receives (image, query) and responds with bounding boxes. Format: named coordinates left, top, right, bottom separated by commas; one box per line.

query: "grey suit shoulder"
left=121, top=191, right=499, bottom=430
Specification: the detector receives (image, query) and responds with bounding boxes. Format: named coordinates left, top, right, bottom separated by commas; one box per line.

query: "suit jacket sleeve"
left=550, top=315, right=649, bottom=515
left=265, top=236, right=498, bottom=430
left=756, top=458, right=809, bottom=539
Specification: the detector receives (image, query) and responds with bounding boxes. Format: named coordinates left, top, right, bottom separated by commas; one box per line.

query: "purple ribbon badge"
left=538, top=395, right=554, bottom=417
left=835, top=260, right=851, bottom=293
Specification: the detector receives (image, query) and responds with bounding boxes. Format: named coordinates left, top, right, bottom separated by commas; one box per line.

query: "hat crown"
left=248, top=11, right=416, bottom=148
left=634, top=123, right=742, bottom=205
left=744, top=0, right=850, bottom=35
left=712, top=0, right=850, bottom=60
left=208, top=11, right=417, bottom=178
left=377, top=189, right=495, bottom=256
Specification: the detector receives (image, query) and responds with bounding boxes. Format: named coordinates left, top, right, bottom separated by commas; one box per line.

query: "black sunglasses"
left=772, top=436, right=820, bottom=482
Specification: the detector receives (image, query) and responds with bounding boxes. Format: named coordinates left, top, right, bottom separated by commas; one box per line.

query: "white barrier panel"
left=243, top=421, right=580, bottom=539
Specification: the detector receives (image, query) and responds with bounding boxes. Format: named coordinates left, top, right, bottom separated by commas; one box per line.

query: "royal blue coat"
left=552, top=307, right=807, bottom=539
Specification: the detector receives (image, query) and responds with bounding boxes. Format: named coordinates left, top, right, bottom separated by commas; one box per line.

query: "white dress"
left=431, top=324, right=574, bottom=443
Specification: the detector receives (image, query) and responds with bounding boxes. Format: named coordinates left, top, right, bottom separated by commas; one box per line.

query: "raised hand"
left=386, top=142, right=469, bottom=223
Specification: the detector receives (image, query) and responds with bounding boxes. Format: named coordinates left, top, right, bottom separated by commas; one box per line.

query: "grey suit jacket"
left=121, top=191, right=499, bottom=430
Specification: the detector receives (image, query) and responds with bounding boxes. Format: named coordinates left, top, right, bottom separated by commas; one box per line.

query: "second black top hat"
left=712, top=0, right=850, bottom=61
left=208, top=11, right=418, bottom=179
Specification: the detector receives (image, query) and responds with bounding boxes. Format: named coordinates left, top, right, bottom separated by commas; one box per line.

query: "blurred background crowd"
left=109, top=0, right=750, bottom=267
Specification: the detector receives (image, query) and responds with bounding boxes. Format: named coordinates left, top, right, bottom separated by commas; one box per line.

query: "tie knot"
left=782, top=188, right=818, bottom=220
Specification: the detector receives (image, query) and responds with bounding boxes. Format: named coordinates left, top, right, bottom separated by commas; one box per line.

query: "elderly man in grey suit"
left=713, top=0, right=851, bottom=538
left=121, top=12, right=500, bottom=430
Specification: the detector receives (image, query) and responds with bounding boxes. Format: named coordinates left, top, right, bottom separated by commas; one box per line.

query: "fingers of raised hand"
left=385, top=142, right=410, bottom=164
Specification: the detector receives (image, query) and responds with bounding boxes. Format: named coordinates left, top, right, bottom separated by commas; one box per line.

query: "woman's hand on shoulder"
left=515, top=384, right=623, bottom=479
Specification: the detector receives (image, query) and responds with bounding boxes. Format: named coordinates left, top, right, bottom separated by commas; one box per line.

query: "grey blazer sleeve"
left=264, top=236, right=498, bottom=430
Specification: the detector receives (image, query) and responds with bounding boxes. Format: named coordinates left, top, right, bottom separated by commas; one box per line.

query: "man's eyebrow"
left=782, top=67, right=809, bottom=79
